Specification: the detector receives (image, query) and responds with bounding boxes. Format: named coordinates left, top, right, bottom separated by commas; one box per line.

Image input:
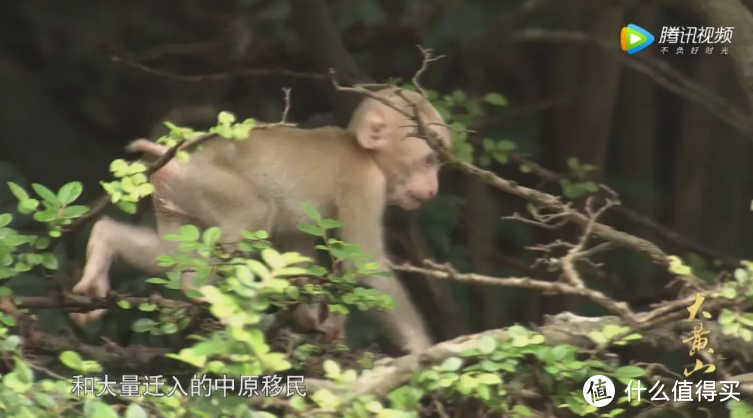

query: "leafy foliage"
left=1, top=100, right=750, bottom=418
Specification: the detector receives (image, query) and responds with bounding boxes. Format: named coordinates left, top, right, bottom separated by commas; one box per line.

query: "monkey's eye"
left=423, top=153, right=439, bottom=167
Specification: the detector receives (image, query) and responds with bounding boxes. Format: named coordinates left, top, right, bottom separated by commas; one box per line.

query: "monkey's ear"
left=355, top=108, right=394, bottom=149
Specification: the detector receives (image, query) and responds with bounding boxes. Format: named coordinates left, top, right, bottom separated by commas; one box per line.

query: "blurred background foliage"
left=0, top=0, right=751, bottom=363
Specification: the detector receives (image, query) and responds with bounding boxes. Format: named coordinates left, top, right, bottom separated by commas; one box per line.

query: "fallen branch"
left=253, top=312, right=753, bottom=403
left=11, top=293, right=194, bottom=312
left=0, top=298, right=171, bottom=370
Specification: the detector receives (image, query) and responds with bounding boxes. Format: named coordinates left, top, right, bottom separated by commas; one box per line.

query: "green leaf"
left=116, top=201, right=137, bottom=214
left=110, top=159, right=128, bottom=173
left=581, top=181, right=599, bottom=192
left=34, top=236, right=51, bottom=249
left=322, top=359, right=341, bottom=378
left=57, top=182, right=83, bottom=205
left=285, top=286, right=301, bottom=299
left=528, top=334, right=545, bottom=345
left=62, top=205, right=90, bottom=217
left=26, top=253, right=43, bottom=266
left=179, top=225, right=200, bottom=241
left=739, top=328, right=752, bottom=342
left=132, top=318, right=156, bottom=333
left=302, top=202, right=322, bottom=222
left=321, top=219, right=343, bottom=229
left=130, top=173, right=147, bottom=185
left=162, top=322, right=179, bottom=334
left=32, top=183, right=60, bottom=206
left=125, top=404, right=148, bottom=418
left=739, top=313, right=753, bottom=327
left=507, top=325, right=528, bottom=339
left=497, top=140, right=516, bottom=151
left=34, top=393, right=56, bottom=409
left=202, top=227, right=221, bottom=246
left=233, top=124, right=252, bottom=140
left=734, top=268, right=750, bottom=285
left=128, top=163, right=148, bottom=174
left=719, top=286, right=738, bottom=299
left=137, top=183, right=155, bottom=196
left=439, top=357, right=463, bottom=372
left=478, top=336, right=497, bottom=354
left=476, top=373, right=502, bottom=385
left=297, top=223, right=324, bottom=237
left=262, top=249, right=284, bottom=270
left=235, top=265, right=255, bottom=285
left=214, top=124, right=233, bottom=138
left=85, top=400, right=118, bottom=418
left=59, top=351, right=85, bottom=371
left=33, top=209, right=56, bottom=222
left=588, top=331, right=608, bottom=344
left=121, top=176, right=135, bottom=193
left=41, top=253, right=58, bottom=270
left=18, top=198, right=39, bottom=214
left=614, top=365, right=644, bottom=379
left=307, top=265, right=327, bottom=276
left=719, top=310, right=736, bottom=325
left=8, top=182, right=29, bottom=201
left=138, top=303, right=157, bottom=312
left=512, top=405, right=533, bottom=417
left=0, top=314, right=16, bottom=326
left=484, top=92, right=508, bottom=106
left=0, top=214, right=11, bottom=228
left=218, top=111, right=236, bottom=125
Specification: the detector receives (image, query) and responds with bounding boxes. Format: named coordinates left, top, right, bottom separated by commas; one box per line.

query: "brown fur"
left=71, top=89, right=449, bottom=354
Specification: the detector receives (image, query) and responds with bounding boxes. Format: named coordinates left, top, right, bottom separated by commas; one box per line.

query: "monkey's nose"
left=414, top=188, right=437, bottom=200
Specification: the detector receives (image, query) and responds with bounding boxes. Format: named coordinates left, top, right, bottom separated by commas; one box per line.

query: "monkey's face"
left=350, top=91, right=450, bottom=210
left=378, top=129, right=446, bottom=211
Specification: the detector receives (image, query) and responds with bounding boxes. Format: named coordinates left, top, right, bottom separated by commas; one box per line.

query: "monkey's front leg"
left=70, top=217, right=180, bottom=325
left=276, top=232, right=346, bottom=344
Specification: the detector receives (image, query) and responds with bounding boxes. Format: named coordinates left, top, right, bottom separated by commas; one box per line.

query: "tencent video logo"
left=621, top=24, right=654, bottom=54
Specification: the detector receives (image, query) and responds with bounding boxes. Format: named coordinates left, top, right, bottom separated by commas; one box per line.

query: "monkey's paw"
left=69, top=278, right=109, bottom=326
left=291, top=304, right=346, bottom=344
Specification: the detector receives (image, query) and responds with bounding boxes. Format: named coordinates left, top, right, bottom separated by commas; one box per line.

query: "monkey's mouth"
left=399, top=198, right=422, bottom=211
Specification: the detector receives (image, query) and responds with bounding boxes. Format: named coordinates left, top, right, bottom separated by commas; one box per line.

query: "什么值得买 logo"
left=621, top=24, right=654, bottom=54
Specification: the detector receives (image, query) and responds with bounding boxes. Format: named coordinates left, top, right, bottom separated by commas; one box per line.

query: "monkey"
left=70, top=88, right=450, bottom=354
left=119, top=138, right=351, bottom=343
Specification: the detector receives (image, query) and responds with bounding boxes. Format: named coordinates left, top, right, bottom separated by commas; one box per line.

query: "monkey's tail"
left=125, top=139, right=169, bottom=157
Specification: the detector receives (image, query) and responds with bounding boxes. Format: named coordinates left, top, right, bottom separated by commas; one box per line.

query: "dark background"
left=0, top=0, right=751, bottom=365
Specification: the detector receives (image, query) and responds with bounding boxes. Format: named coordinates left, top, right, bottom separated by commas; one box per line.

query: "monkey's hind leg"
left=171, top=168, right=277, bottom=300
left=70, top=216, right=185, bottom=325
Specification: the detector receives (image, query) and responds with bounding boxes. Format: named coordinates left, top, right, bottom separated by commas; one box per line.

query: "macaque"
left=71, top=88, right=450, bottom=354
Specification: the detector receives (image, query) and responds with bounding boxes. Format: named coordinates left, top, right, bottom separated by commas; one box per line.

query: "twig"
left=492, top=147, right=741, bottom=269
left=111, top=55, right=331, bottom=83
left=330, top=49, right=675, bottom=273
left=559, top=196, right=616, bottom=288
left=411, top=45, right=445, bottom=98
left=12, top=293, right=194, bottom=312
left=390, top=260, right=638, bottom=324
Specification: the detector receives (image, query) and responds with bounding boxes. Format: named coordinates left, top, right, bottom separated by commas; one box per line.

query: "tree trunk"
left=670, top=57, right=718, bottom=243
left=611, top=4, right=659, bottom=300
left=546, top=6, right=625, bottom=315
